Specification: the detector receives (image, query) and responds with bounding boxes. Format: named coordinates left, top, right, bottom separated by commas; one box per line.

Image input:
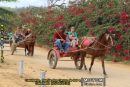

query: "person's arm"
left=53, top=32, right=65, bottom=42
left=53, top=32, right=58, bottom=42
left=68, top=32, right=73, bottom=39
left=74, top=32, right=78, bottom=38
left=68, top=32, right=77, bottom=40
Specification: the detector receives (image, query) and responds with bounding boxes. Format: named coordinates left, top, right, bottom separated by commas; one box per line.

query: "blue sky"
left=0, top=0, right=70, bottom=8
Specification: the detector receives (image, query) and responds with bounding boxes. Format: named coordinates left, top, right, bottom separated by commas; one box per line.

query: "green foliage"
left=76, top=22, right=89, bottom=37
left=0, top=7, right=16, bottom=30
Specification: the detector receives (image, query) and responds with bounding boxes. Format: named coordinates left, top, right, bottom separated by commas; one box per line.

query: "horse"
left=80, top=31, right=114, bottom=76
left=11, top=32, right=36, bottom=56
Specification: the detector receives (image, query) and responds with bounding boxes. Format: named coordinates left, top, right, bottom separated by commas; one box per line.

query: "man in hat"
left=53, top=26, right=69, bottom=52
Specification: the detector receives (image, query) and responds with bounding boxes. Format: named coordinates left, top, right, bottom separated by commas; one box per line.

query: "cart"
left=47, top=44, right=84, bottom=69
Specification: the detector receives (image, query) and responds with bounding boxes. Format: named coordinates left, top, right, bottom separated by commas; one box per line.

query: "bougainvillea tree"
left=13, top=0, right=130, bottom=62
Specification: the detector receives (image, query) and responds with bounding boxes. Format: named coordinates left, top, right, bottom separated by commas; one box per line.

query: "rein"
left=94, top=39, right=112, bottom=49
left=69, top=36, right=112, bottom=53
left=54, top=29, right=64, bottom=40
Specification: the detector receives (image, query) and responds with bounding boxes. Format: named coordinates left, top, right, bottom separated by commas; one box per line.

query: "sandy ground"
left=0, top=44, right=130, bottom=87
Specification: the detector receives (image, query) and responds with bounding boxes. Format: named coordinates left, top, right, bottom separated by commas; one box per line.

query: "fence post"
left=19, top=60, right=24, bottom=77
left=40, top=71, right=46, bottom=87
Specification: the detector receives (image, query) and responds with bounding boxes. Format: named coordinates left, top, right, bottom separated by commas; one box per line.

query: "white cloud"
left=0, top=0, right=69, bottom=8
left=0, top=0, right=48, bottom=8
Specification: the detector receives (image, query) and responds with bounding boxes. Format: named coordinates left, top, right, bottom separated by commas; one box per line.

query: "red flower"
left=88, top=30, right=95, bottom=36
left=53, top=22, right=64, bottom=28
left=115, top=44, right=122, bottom=51
left=82, top=16, right=87, bottom=21
left=112, top=59, right=117, bottom=62
left=122, top=28, right=127, bottom=32
left=108, top=27, right=116, bottom=33
left=57, top=15, right=64, bottom=21
left=68, top=6, right=84, bottom=16
left=113, top=52, right=120, bottom=57
left=120, top=11, right=129, bottom=24
left=124, top=56, right=130, bottom=61
left=127, top=23, right=130, bottom=28
left=124, top=49, right=129, bottom=54
left=85, top=19, right=91, bottom=28
left=119, top=35, right=123, bottom=40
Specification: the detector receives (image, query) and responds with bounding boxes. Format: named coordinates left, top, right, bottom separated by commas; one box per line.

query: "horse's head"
left=99, top=31, right=114, bottom=48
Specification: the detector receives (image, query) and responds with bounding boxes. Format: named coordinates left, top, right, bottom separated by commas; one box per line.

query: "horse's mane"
left=98, top=32, right=106, bottom=41
left=88, top=32, right=106, bottom=47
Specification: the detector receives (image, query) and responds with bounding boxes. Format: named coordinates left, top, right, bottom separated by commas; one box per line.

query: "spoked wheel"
left=47, top=50, right=58, bottom=69
left=74, top=55, right=84, bottom=70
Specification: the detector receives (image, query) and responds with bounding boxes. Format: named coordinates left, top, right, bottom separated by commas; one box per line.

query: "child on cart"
left=67, top=26, right=78, bottom=47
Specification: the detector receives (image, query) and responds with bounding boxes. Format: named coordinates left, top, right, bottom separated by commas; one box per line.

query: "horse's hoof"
left=85, top=68, right=87, bottom=70
left=84, top=67, right=87, bottom=70
left=88, top=71, right=92, bottom=74
left=89, top=68, right=91, bottom=71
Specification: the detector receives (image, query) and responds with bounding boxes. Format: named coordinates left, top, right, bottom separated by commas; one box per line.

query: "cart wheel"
left=47, top=50, right=58, bottom=69
left=74, top=56, right=84, bottom=70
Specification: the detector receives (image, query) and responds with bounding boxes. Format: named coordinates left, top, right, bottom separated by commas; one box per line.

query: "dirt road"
left=0, top=44, right=130, bottom=87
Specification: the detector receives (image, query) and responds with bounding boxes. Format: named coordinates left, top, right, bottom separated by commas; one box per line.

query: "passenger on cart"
left=67, top=26, right=78, bottom=47
left=53, top=26, right=69, bottom=53
left=13, top=26, right=25, bottom=43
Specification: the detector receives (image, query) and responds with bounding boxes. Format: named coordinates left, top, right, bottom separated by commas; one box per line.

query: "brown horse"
left=11, top=32, right=36, bottom=56
left=24, top=32, right=36, bottom=56
left=80, top=31, right=114, bottom=76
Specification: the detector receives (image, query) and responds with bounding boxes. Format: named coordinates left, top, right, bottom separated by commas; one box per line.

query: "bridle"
left=94, top=39, right=113, bottom=49
left=88, top=33, right=114, bottom=50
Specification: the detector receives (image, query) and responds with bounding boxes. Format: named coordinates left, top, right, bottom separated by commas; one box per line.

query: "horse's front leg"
left=32, top=44, right=34, bottom=56
left=83, top=58, right=87, bottom=70
left=27, top=45, right=30, bottom=56
left=101, top=57, right=107, bottom=76
left=81, top=51, right=87, bottom=70
left=25, top=47, right=27, bottom=56
left=89, top=57, right=95, bottom=72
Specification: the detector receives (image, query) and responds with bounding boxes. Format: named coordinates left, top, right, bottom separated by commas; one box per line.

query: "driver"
left=53, top=26, right=69, bottom=53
